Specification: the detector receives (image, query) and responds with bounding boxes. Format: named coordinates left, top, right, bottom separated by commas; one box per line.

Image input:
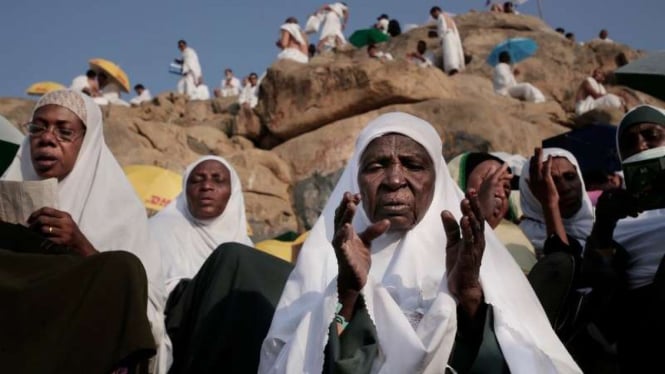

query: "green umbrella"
left=348, top=28, right=389, bottom=48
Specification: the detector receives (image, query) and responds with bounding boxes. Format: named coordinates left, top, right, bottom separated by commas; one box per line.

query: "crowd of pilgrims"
left=0, top=88, right=664, bottom=374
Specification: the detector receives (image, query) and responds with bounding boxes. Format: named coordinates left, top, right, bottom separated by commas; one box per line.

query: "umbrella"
left=615, top=51, right=665, bottom=102
left=349, top=28, right=390, bottom=48
left=542, top=124, right=621, bottom=177
left=0, top=115, right=24, bottom=175
left=89, top=58, right=131, bottom=93
left=486, top=37, right=538, bottom=66
left=26, top=81, right=66, bottom=96
left=123, top=165, right=182, bottom=213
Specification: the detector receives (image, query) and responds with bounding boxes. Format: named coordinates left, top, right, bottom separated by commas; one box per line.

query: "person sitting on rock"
left=276, top=17, right=309, bottom=64
left=492, top=51, right=546, bottom=103
left=575, top=68, right=624, bottom=116
left=375, top=14, right=389, bottom=34
left=367, top=43, right=393, bottom=61
left=238, top=72, right=259, bottom=109
left=93, top=72, right=130, bottom=107
left=503, top=1, right=519, bottom=14
left=593, top=29, right=614, bottom=43
left=214, top=68, right=242, bottom=98
left=407, top=40, right=435, bottom=68
left=69, top=69, right=99, bottom=97
left=130, top=84, right=152, bottom=106
left=150, top=156, right=284, bottom=374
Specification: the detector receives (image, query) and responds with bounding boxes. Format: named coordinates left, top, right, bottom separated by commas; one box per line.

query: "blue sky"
left=1, top=0, right=661, bottom=99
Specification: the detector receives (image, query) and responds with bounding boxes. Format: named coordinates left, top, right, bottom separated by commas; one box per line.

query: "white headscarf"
left=280, top=22, right=306, bottom=46
left=259, top=113, right=580, bottom=373
left=614, top=105, right=665, bottom=289
left=519, top=148, right=594, bottom=250
left=1, top=89, right=171, bottom=373
left=150, top=156, right=252, bottom=294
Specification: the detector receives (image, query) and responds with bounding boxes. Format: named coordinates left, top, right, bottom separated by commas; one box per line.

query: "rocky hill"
left=2, top=12, right=663, bottom=240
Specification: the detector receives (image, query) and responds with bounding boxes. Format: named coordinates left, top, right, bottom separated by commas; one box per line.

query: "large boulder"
left=0, top=98, right=35, bottom=127
left=257, top=58, right=453, bottom=141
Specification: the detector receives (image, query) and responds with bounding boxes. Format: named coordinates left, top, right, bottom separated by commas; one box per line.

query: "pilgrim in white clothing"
left=2, top=89, right=171, bottom=373
left=260, top=112, right=581, bottom=373
left=493, top=62, right=546, bottom=103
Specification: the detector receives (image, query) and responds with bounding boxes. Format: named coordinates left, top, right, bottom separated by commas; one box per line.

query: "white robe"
left=69, top=75, right=90, bottom=93
left=130, top=89, right=153, bottom=105
left=519, top=148, right=595, bottom=250
left=436, top=13, right=465, bottom=73
left=614, top=105, right=665, bottom=289
left=149, top=156, right=253, bottom=295
left=575, top=77, right=623, bottom=115
left=2, top=90, right=172, bottom=373
left=319, top=3, right=347, bottom=48
left=277, top=23, right=309, bottom=63
left=493, top=63, right=546, bottom=103
left=259, top=112, right=581, bottom=374
left=94, top=82, right=130, bottom=107
left=178, top=47, right=203, bottom=99
left=220, top=76, right=241, bottom=97
left=410, top=51, right=435, bottom=68
left=238, top=84, right=259, bottom=108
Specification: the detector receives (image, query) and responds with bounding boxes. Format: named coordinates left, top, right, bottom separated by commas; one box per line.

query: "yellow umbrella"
left=123, top=165, right=182, bottom=212
left=89, top=58, right=131, bottom=93
left=26, top=81, right=66, bottom=96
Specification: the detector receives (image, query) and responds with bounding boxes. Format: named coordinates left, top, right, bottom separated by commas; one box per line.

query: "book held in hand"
left=622, top=147, right=665, bottom=211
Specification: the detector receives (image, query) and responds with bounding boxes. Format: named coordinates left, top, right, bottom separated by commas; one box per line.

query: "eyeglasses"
left=24, top=122, right=85, bottom=143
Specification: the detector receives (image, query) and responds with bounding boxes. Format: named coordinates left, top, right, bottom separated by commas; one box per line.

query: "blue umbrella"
left=486, top=37, right=538, bottom=66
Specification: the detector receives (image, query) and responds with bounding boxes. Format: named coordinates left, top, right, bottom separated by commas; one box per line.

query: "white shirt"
left=70, top=75, right=90, bottom=93
left=493, top=62, right=518, bottom=94
left=181, top=47, right=202, bottom=82
left=220, top=76, right=241, bottom=97
left=238, top=84, right=259, bottom=108
left=130, top=89, right=152, bottom=105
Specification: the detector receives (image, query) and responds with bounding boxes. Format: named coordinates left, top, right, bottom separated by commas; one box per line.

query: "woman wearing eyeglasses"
left=0, top=90, right=171, bottom=373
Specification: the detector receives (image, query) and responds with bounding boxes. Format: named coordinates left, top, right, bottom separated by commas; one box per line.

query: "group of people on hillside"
left=2, top=88, right=664, bottom=373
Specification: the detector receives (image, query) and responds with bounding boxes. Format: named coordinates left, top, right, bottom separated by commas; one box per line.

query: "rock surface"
left=2, top=11, right=664, bottom=239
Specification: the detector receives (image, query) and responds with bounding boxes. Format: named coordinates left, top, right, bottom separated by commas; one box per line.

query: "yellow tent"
left=123, top=165, right=182, bottom=213
left=255, top=231, right=309, bottom=263
left=89, top=58, right=131, bottom=92
left=26, top=81, right=66, bottom=96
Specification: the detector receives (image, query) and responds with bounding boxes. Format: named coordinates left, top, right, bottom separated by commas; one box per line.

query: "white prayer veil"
left=614, top=105, right=665, bottom=289
left=149, top=155, right=252, bottom=294
left=259, top=112, right=580, bottom=373
left=519, top=148, right=594, bottom=250
left=1, top=89, right=171, bottom=373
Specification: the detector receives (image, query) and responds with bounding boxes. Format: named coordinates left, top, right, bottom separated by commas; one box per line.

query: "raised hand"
left=28, top=207, right=97, bottom=257
left=529, top=147, right=559, bottom=208
left=333, top=192, right=390, bottom=294
left=442, top=190, right=485, bottom=318
left=477, top=163, right=513, bottom=228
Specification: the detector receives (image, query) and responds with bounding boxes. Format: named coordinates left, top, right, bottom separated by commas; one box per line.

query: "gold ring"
left=49, top=226, right=53, bottom=233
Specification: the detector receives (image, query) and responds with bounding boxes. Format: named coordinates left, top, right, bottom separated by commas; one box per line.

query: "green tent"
left=348, top=28, right=389, bottom=48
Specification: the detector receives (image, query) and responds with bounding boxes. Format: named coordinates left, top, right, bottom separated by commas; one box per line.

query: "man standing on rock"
left=276, top=17, right=309, bottom=63
left=176, top=40, right=203, bottom=100
left=317, top=2, right=348, bottom=52
left=429, top=6, right=465, bottom=75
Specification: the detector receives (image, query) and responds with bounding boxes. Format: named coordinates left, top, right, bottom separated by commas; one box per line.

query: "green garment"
left=0, top=222, right=156, bottom=374
left=323, top=299, right=509, bottom=374
left=166, top=242, right=293, bottom=374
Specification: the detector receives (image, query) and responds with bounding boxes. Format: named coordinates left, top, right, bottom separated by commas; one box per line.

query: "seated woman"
left=584, top=105, right=665, bottom=372
left=260, top=113, right=580, bottom=373
left=519, top=147, right=594, bottom=258
left=0, top=90, right=170, bottom=373
left=149, top=156, right=292, bottom=374
left=449, top=152, right=537, bottom=274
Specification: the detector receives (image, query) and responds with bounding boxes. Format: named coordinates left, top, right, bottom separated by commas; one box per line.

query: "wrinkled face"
left=550, top=157, right=583, bottom=218
left=29, top=105, right=85, bottom=181
left=467, top=159, right=511, bottom=227
left=186, top=160, right=232, bottom=220
left=358, top=134, right=436, bottom=231
left=619, top=122, right=665, bottom=160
